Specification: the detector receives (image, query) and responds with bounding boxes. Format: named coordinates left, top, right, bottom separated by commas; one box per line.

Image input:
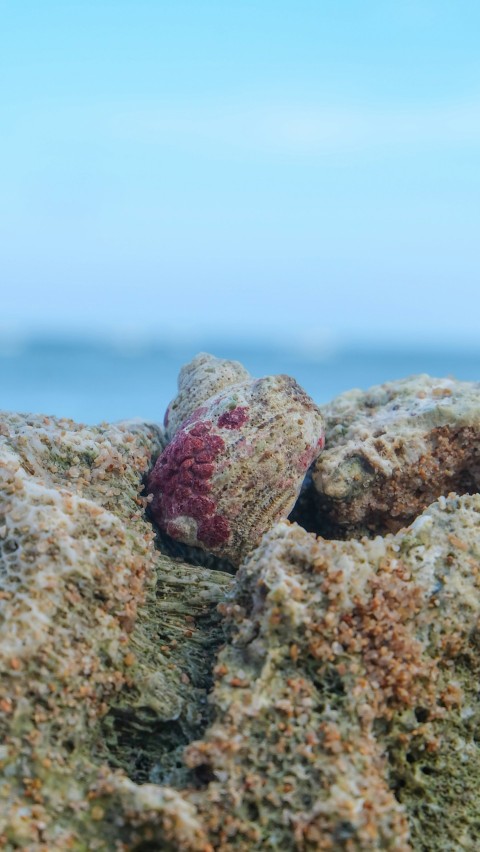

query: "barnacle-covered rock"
left=148, top=357, right=325, bottom=565
left=312, top=375, right=480, bottom=536
left=176, top=495, right=480, bottom=851
left=0, top=411, right=233, bottom=850
left=164, top=352, right=250, bottom=441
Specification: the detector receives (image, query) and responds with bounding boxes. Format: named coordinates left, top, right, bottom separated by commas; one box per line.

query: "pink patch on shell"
left=198, top=514, right=230, bottom=548
left=147, top=419, right=230, bottom=548
left=217, top=406, right=249, bottom=430
left=179, top=406, right=209, bottom=430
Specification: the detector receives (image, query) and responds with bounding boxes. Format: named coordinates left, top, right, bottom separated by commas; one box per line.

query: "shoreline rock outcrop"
left=181, top=494, right=480, bottom=850
left=0, top=412, right=232, bottom=849
left=311, top=374, right=480, bottom=538
left=1, top=365, right=479, bottom=851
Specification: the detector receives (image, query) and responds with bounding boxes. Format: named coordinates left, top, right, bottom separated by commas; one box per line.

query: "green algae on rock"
left=312, top=375, right=480, bottom=537
left=0, top=411, right=232, bottom=850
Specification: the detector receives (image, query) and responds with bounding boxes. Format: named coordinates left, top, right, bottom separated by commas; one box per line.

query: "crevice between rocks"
left=97, top=488, right=235, bottom=788
left=101, top=465, right=333, bottom=788
left=153, top=523, right=237, bottom=574
left=98, top=565, right=232, bottom=788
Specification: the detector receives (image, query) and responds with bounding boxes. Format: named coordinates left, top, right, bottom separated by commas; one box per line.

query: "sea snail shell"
left=148, top=354, right=325, bottom=565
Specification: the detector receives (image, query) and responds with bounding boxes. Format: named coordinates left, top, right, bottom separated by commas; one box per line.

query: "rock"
left=2, top=379, right=480, bottom=851
left=311, top=375, right=480, bottom=536
left=148, top=355, right=325, bottom=565
left=180, top=495, right=480, bottom=851
left=0, top=411, right=233, bottom=850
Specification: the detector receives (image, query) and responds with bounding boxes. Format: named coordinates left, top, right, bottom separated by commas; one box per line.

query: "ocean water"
left=1, top=338, right=479, bottom=425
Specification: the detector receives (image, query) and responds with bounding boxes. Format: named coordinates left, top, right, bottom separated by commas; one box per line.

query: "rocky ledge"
left=0, top=368, right=479, bottom=851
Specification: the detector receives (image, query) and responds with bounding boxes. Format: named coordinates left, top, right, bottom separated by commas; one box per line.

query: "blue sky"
left=1, top=1, right=480, bottom=348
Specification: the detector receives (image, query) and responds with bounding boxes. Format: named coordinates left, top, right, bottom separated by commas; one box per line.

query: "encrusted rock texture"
left=185, top=498, right=480, bottom=851
left=0, top=412, right=233, bottom=850
left=311, top=375, right=480, bottom=538
left=1, top=368, right=480, bottom=851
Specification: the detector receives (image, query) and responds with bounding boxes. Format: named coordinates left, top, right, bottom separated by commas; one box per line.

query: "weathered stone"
left=0, top=412, right=232, bottom=850
left=311, top=375, right=480, bottom=536
left=2, top=400, right=480, bottom=851
left=178, top=496, right=480, bottom=850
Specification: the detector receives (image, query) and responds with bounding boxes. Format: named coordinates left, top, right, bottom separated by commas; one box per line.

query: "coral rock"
left=2, top=399, right=480, bottom=850
left=179, top=495, right=480, bottom=851
left=312, top=374, right=480, bottom=536
left=148, top=357, right=325, bottom=565
left=0, top=411, right=232, bottom=850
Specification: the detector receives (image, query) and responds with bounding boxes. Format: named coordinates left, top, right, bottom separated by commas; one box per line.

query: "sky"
left=1, top=0, right=480, bottom=348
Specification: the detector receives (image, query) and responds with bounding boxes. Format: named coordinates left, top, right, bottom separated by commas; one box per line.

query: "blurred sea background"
left=2, top=337, right=479, bottom=425
left=1, top=2, right=479, bottom=421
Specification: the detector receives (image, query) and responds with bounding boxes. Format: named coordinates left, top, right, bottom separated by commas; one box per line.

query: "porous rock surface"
left=180, top=495, right=480, bottom=851
left=312, top=375, right=480, bottom=537
left=2, top=393, right=480, bottom=851
left=0, top=412, right=233, bottom=850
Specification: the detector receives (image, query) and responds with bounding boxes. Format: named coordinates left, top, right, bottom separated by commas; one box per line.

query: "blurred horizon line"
left=1, top=328, right=479, bottom=362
